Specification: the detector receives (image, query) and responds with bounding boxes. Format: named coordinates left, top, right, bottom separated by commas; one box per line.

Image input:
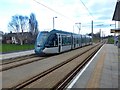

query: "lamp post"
left=53, top=16, right=57, bottom=29
left=75, top=22, right=81, bottom=34
left=96, top=24, right=104, bottom=42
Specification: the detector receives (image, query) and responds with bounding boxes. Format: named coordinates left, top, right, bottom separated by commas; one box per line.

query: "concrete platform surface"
left=68, top=44, right=118, bottom=89
left=0, top=50, right=34, bottom=60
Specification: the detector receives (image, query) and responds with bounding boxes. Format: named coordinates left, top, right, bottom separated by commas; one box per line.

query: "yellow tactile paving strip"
left=71, top=44, right=118, bottom=88
left=86, top=45, right=107, bottom=88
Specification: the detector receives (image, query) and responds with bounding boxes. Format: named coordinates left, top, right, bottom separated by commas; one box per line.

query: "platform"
left=0, top=50, right=34, bottom=60
left=68, top=44, right=118, bottom=89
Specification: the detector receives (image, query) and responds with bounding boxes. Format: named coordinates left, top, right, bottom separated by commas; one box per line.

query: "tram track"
left=1, top=54, right=37, bottom=65
left=55, top=44, right=102, bottom=89
left=1, top=45, right=94, bottom=72
left=2, top=43, right=103, bottom=89
left=4, top=43, right=103, bottom=89
left=24, top=44, right=103, bottom=89
left=0, top=56, right=48, bottom=71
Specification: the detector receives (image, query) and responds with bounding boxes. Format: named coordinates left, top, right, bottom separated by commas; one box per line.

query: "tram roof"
left=50, top=29, right=81, bottom=35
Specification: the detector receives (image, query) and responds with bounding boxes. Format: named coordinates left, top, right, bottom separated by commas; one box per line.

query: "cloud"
left=0, top=0, right=117, bottom=36
left=77, top=0, right=116, bottom=26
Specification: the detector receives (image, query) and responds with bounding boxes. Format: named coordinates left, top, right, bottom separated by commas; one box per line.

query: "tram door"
left=58, top=34, right=62, bottom=53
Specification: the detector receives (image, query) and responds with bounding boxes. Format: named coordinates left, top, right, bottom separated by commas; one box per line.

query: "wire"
left=79, top=0, right=95, bottom=20
left=33, top=0, right=75, bottom=22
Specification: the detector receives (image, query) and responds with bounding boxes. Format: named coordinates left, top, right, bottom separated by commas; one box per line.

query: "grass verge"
left=107, top=37, right=114, bottom=44
left=0, top=44, right=34, bottom=53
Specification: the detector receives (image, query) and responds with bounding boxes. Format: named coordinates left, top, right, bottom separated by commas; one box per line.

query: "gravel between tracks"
left=1, top=57, right=45, bottom=71
left=24, top=44, right=101, bottom=88
left=2, top=44, right=97, bottom=88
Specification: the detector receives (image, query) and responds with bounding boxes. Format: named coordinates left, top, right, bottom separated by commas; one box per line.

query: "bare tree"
left=29, top=13, right=39, bottom=35
left=8, top=15, right=29, bottom=45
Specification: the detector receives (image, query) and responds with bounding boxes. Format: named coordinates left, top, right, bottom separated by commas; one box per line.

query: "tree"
left=8, top=15, right=29, bottom=45
left=29, top=13, right=39, bottom=35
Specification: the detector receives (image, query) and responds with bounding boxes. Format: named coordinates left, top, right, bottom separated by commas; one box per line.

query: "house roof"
left=3, top=32, right=33, bottom=37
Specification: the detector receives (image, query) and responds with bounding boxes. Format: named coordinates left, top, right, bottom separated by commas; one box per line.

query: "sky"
left=0, top=0, right=118, bottom=36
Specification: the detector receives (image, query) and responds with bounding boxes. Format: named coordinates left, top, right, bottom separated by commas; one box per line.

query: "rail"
left=10, top=43, right=103, bottom=89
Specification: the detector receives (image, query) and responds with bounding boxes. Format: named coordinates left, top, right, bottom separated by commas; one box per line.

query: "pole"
left=115, top=21, right=116, bottom=29
left=73, top=25, right=74, bottom=33
left=91, top=20, right=93, bottom=44
left=100, top=29, right=102, bottom=42
left=53, top=17, right=54, bottom=29
left=53, top=17, right=57, bottom=30
left=79, top=23, right=81, bottom=34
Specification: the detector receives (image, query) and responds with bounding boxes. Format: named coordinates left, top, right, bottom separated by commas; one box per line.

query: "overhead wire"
left=32, top=0, right=75, bottom=22
left=32, top=0, right=96, bottom=30
left=79, top=0, right=95, bottom=20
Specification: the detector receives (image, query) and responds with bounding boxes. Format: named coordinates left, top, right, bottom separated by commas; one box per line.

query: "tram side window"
left=82, top=36, right=85, bottom=43
left=62, top=35, right=72, bottom=45
left=68, top=36, right=70, bottom=45
left=78, top=37, right=80, bottom=44
left=75, top=37, right=77, bottom=44
left=46, top=34, right=58, bottom=47
left=67, top=36, right=72, bottom=45
left=62, top=36, right=66, bottom=45
left=77, top=37, right=79, bottom=44
left=53, top=34, right=58, bottom=46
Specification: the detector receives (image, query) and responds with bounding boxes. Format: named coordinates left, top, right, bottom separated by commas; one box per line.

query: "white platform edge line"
left=67, top=44, right=104, bottom=88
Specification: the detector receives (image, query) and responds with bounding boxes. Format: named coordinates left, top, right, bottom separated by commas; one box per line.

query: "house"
left=3, top=32, right=37, bottom=44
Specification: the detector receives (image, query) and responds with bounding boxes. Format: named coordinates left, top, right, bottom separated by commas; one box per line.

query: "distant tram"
left=35, top=29, right=92, bottom=55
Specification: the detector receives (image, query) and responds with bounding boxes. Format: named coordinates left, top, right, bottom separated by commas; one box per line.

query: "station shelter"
left=111, top=0, right=120, bottom=48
